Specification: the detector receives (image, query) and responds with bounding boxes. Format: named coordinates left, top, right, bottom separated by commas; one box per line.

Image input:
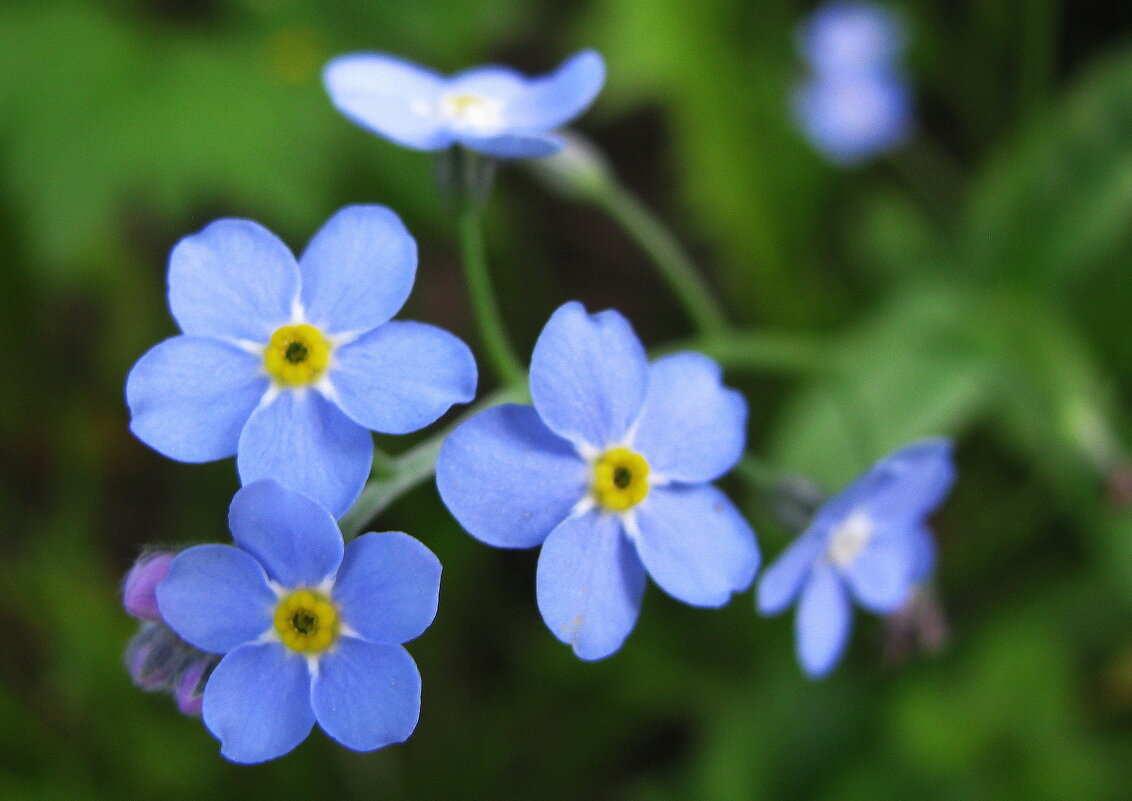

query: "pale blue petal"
left=311, top=639, right=421, bottom=752
left=756, top=531, right=826, bottom=615
left=867, top=438, right=955, bottom=523
left=796, top=565, right=852, bottom=678
left=126, top=336, right=266, bottom=463
left=202, top=643, right=315, bottom=764
left=632, top=484, right=759, bottom=607
left=331, top=321, right=477, bottom=435
left=529, top=302, right=648, bottom=449
left=298, top=205, right=417, bottom=334
left=456, top=132, right=563, bottom=159
left=536, top=512, right=646, bottom=661
left=631, top=353, right=746, bottom=483
left=908, top=524, right=937, bottom=583
left=156, top=545, right=274, bottom=654
left=800, top=2, right=905, bottom=74
left=842, top=537, right=914, bottom=614
left=168, top=218, right=299, bottom=341
left=237, top=390, right=372, bottom=519
left=436, top=404, right=586, bottom=549
left=793, top=74, right=910, bottom=166
left=228, top=480, right=344, bottom=589
left=506, top=50, right=605, bottom=131
left=323, top=53, right=451, bottom=150
left=448, top=65, right=528, bottom=102
left=333, top=532, right=441, bottom=645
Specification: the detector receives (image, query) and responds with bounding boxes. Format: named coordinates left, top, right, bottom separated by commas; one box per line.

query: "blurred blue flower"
left=799, top=1, right=905, bottom=75
left=757, top=439, right=954, bottom=678
left=792, top=73, right=911, bottom=165
left=436, top=301, right=759, bottom=661
left=323, top=50, right=605, bottom=159
left=126, top=205, right=477, bottom=518
left=793, top=1, right=911, bottom=165
left=156, top=480, right=442, bottom=764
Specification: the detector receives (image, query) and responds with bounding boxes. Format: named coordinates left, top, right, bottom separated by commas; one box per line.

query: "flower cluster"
left=792, top=1, right=912, bottom=165
left=121, top=40, right=957, bottom=767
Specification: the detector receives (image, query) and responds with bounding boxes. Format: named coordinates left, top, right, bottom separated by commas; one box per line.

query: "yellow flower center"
left=263, top=324, right=331, bottom=386
left=273, top=588, right=340, bottom=653
left=591, top=447, right=650, bottom=512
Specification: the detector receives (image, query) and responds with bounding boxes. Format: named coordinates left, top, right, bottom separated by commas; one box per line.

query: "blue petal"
left=631, top=353, right=746, bottom=483
left=866, top=438, right=955, bottom=524
left=796, top=565, right=852, bottom=678
left=908, top=524, right=937, bottom=583
left=237, top=390, right=373, bottom=519
left=529, top=302, right=649, bottom=449
left=156, top=545, right=275, bottom=653
left=333, top=532, right=441, bottom=645
left=756, top=531, right=826, bottom=615
left=631, top=484, right=759, bottom=607
left=799, top=2, right=905, bottom=74
left=456, top=132, right=563, bottom=159
left=323, top=53, right=451, bottom=150
left=311, top=639, right=421, bottom=752
left=535, top=511, right=646, bottom=661
left=842, top=536, right=914, bottom=613
left=298, top=205, right=417, bottom=335
left=435, top=404, right=586, bottom=549
left=505, top=50, right=605, bottom=132
left=448, top=65, right=528, bottom=102
left=126, top=335, right=266, bottom=463
left=331, top=321, right=477, bottom=435
left=202, top=642, right=315, bottom=764
left=168, top=218, right=299, bottom=341
left=228, top=480, right=344, bottom=589
left=792, top=73, right=910, bottom=166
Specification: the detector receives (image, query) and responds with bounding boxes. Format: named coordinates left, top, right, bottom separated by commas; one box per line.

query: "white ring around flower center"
left=827, top=509, right=874, bottom=567
left=439, top=92, right=504, bottom=133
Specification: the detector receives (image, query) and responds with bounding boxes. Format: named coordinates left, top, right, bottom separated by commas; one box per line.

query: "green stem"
left=458, top=205, right=526, bottom=386
left=667, top=330, right=829, bottom=374
left=590, top=179, right=730, bottom=335
left=340, top=383, right=529, bottom=538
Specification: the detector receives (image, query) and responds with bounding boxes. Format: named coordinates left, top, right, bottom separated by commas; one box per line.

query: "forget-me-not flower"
left=323, top=50, right=605, bottom=159
left=792, top=1, right=911, bottom=165
left=757, top=439, right=954, bottom=678
left=799, top=1, right=905, bottom=75
left=436, top=302, right=759, bottom=661
left=126, top=205, right=477, bottom=518
left=156, top=480, right=442, bottom=763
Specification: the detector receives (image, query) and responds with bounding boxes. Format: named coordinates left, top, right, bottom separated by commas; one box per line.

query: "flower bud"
left=125, top=622, right=182, bottom=691
left=122, top=551, right=174, bottom=622
left=174, top=656, right=216, bottom=717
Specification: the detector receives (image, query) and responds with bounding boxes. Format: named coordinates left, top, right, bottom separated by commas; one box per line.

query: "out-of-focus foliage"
left=2, top=0, right=1131, bottom=799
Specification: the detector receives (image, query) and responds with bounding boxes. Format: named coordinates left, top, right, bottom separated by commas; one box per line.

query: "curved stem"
left=667, top=330, right=829, bottom=374
left=458, top=205, right=526, bottom=386
left=591, top=179, right=731, bottom=335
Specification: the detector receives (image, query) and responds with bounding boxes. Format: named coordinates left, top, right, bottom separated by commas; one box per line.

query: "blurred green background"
left=3, top=0, right=1132, bottom=798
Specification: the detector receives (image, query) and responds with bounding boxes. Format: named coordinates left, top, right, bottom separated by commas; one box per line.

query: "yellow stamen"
left=273, top=588, right=341, bottom=653
left=591, top=447, right=650, bottom=512
left=263, top=323, right=331, bottom=386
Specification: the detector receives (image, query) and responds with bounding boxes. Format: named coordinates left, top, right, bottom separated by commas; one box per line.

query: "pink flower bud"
left=122, top=551, right=174, bottom=622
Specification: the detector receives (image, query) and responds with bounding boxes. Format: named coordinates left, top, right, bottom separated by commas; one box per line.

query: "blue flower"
left=436, top=302, right=759, bottom=661
left=799, top=1, right=905, bottom=76
left=792, top=2, right=911, bottom=165
left=756, top=439, right=954, bottom=678
left=792, top=73, right=911, bottom=166
left=126, top=205, right=477, bottom=517
left=323, top=50, right=605, bottom=159
left=156, top=480, right=442, bottom=763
